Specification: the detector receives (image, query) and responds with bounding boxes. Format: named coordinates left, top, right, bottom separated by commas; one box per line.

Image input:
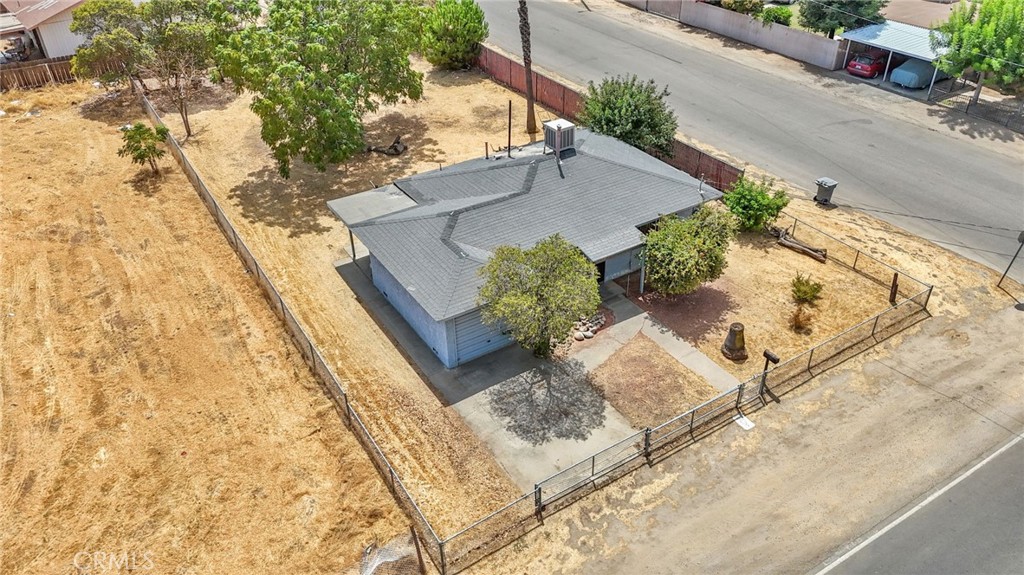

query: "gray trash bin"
left=814, top=177, right=838, bottom=204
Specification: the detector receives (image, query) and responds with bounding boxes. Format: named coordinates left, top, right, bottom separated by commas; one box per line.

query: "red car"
left=846, top=50, right=890, bottom=79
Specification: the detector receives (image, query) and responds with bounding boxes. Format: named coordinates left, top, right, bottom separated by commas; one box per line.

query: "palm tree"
left=518, top=0, right=538, bottom=134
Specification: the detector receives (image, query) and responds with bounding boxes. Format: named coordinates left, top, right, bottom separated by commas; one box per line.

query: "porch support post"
left=927, top=64, right=939, bottom=100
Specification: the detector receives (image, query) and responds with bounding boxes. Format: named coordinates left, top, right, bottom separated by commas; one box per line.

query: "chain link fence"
left=136, top=83, right=933, bottom=574
left=930, top=75, right=1023, bottom=134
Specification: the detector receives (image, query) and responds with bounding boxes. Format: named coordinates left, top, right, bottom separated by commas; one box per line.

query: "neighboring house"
left=328, top=121, right=723, bottom=369
left=0, top=0, right=87, bottom=59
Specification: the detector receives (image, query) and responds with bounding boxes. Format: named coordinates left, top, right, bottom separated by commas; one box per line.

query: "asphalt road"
left=820, top=437, right=1024, bottom=575
left=478, top=0, right=1024, bottom=280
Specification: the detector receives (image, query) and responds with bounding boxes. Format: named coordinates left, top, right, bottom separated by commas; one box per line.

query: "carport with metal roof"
left=841, top=21, right=947, bottom=98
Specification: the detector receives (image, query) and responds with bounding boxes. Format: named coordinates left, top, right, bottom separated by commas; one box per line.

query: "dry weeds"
left=592, top=334, right=720, bottom=428
left=0, top=86, right=404, bottom=574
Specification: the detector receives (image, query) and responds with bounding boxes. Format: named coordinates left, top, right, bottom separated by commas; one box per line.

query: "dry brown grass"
left=0, top=86, right=404, bottom=574
left=592, top=334, right=721, bottom=429
left=0, top=81, right=100, bottom=114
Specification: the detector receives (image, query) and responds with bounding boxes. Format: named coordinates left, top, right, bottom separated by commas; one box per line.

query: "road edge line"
left=814, top=432, right=1024, bottom=574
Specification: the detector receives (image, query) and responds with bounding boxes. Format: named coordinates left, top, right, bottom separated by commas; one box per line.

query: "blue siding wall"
left=453, top=308, right=514, bottom=365
left=370, top=256, right=454, bottom=367
left=601, top=246, right=644, bottom=282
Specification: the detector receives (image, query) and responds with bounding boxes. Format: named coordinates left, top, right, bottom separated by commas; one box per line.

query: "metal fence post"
left=871, top=314, right=881, bottom=338
left=735, top=382, right=745, bottom=410
left=534, top=484, right=542, bottom=518
left=439, top=539, right=447, bottom=575
left=643, top=428, right=652, bottom=460
left=689, top=409, right=696, bottom=439
left=853, top=250, right=860, bottom=270
left=807, top=347, right=815, bottom=371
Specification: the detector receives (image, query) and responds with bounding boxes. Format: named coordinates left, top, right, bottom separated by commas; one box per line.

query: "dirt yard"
left=592, top=333, right=720, bottom=428
left=621, top=226, right=895, bottom=381
left=0, top=84, right=406, bottom=574
left=151, top=60, right=556, bottom=533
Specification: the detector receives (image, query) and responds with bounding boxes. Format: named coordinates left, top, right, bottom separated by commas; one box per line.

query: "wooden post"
left=889, top=272, right=899, bottom=305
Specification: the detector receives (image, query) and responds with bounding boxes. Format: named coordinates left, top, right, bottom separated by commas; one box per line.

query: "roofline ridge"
left=576, top=148, right=716, bottom=192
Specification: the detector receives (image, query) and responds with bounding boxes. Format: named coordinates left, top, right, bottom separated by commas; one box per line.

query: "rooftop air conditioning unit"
left=543, top=119, right=575, bottom=154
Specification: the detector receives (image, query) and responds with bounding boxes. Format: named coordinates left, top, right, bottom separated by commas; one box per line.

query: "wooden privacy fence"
left=475, top=45, right=744, bottom=191
left=0, top=55, right=120, bottom=91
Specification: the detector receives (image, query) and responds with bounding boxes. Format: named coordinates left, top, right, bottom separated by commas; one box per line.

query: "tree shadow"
left=225, top=113, right=441, bottom=237
left=925, top=103, right=1021, bottom=142
left=79, top=90, right=138, bottom=126
left=127, top=169, right=163, bottom=196
left=634, top=285, right=738, bottom=344
left=147, top=80, right=240, bottom=118
left=736, top=230, right=778, bottom=253
left=425, top=66, right=492, bottom=88
left=485, top=357, right=607, bottom=446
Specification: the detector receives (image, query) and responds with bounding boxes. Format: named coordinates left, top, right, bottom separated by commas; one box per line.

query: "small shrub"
left=117, top=122, right=169, bottom=174
left=422, top=0, right=489, bottom=70
left=791, top=273, right=824, bottom=305
left=759, top=6, right=793, bottom=26
left=722, top=0, right=765, bottom=15
left=790, top=305, right=813, bottom=333
left=723, top=175, right=790, bottom=231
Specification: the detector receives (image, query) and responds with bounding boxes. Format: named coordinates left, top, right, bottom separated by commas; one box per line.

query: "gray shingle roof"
left=339, top=130, right=722, bottom=321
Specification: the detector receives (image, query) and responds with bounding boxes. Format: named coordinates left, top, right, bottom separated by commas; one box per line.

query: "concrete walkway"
left=570, top=284, right=743, bottom=393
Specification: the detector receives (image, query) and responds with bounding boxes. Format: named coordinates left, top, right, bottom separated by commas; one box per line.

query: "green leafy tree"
left=722, top=0, right=764, bottom=16
left=932, top=0, right=1024, bottom=104
left=722, top=175, right=789, bottom=231
left=642, top=207, right=738, bottom=295
left=118, top=122, right=170, bottom=174
left=423, top=0, right=489, bottom=70
left=217, top=0, right=424, bottom=178
left=70, top=0, right=141, bottom=39
left=798, top=0, right=887, bottom=39
left=71, top=0, right=147, bottom=88
left=140, top=0, right=216, bottom=138
left=759, top=6, right=793, bottom=26
left=576, top=75, right=678, bottom=157
left=479, top=234, right=600, bottom=357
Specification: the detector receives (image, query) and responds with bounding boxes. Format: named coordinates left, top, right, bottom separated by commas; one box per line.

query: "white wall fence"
left=622, top=1, right=849, bottom=70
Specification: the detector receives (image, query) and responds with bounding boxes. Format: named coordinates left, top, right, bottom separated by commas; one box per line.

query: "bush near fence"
left=475, top=45, right=744, bottom=191
left=133, top=73, right=931, bottom=573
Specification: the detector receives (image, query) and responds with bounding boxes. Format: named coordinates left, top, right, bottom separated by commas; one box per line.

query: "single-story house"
left=1, top=0, right=87, bottom=59
left=328, top=121, right=723, bottom=368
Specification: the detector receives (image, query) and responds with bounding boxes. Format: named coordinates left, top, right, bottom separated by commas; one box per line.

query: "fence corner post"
left=438, top=538, right=447, bottom=575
